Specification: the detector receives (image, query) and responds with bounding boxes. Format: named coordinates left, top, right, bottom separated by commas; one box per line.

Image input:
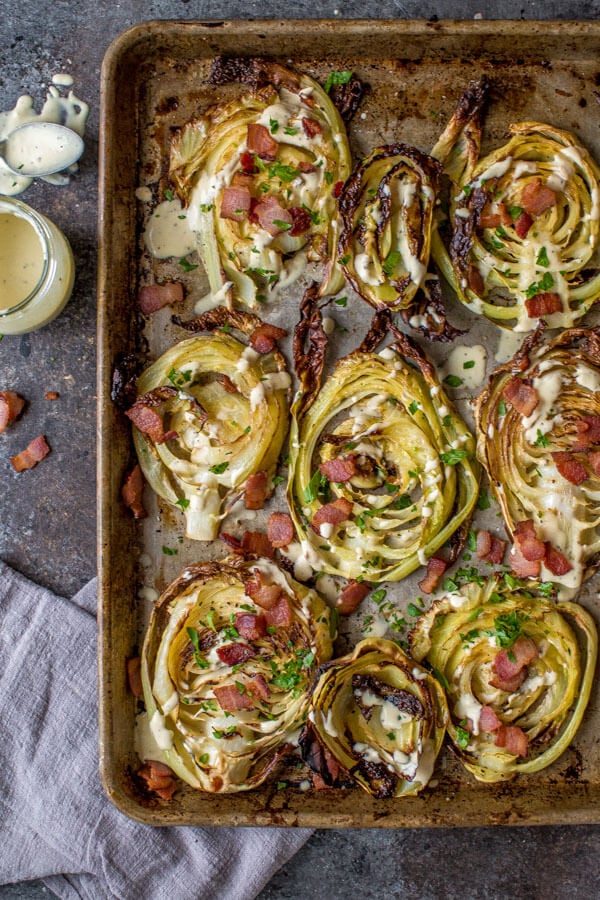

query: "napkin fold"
left=0, top=561, right=311, bottom=899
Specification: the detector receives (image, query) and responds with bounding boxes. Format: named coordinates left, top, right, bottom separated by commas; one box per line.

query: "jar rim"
left=0, top=196, right=51, bottom=316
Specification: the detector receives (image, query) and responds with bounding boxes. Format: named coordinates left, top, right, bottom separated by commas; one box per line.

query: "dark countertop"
left=2, top=1, right=600, bottom=898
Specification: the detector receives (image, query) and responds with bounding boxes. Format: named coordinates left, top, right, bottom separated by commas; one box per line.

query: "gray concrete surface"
left=1, top=1, right=600, bottom=898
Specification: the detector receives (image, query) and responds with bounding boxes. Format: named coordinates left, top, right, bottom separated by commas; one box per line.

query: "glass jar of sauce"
left=0, top=196, right=74, bottom=334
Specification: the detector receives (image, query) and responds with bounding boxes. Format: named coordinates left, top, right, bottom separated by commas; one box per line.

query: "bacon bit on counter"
left=264, top=594, right=293, bottom=628
left=267, top=511, right=295, bottom=548
left=476, top=530, right=506, bottom=565
left=254, top=196, right=293, bottom=235
left=245, top=569, right=282, bottom=609
left=495, top=724, right=529, bottom=757
left=216, top=643, right=256, bottom=667
left=514, top=211, right=533, bottom=239
left=125, top=402, right=174, bottom=444
left=235, top=612, right=267, bottom=640
left=552, top=451, right=588, bottom=486
left=336, top=579, right=370, bottom=614
left=572, top=415, right=600, bottom=451
left=126, top=656, right=143, bottom=697
left=244, top=470, right=269, bottom=510
left=0, top=390, right=25, bottom=432
left=502, top=376, right=539, bottom=417
left=479, top=705, right=502, bottom=733
left=246, top=123, right=278, bottom=160
left=10, top=434, right=51, bottom=472
left=44, top=391, right=60, bottom=401
left=240, top=530, right=275, bottom=559
left=544, top=544, right=573, bottom=576
left=138, top=282, right=184, bottom=315
left=249, top=321, right=288, bottom=353
left=312, top=497, right=353, bottom=528
left=319, top=456, right=356, bottom=483
left=525, top=291, right=562, bottom=318
left=417, top=556, right=447, bottom=595
left=491, top=636, right=538, bottom=693
left=214, top=683, right=254, bottom=712
left=521, top=177, right=557, bottom=217
left=122, top=463, right=146, bottom=519
left=220, top=185, right=251, bottom=221
left=138, top=759, right=178, bottom=801
left=301, top=117, right=322, bottom=137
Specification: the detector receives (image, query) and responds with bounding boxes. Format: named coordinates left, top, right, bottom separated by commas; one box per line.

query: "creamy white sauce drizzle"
left=444, top=344, right=487, bottom=391
left=144, top=199, right=196, bottom=258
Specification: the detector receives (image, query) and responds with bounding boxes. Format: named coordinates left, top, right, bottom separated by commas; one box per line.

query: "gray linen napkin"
left=0, top=560, right=311, bottom=899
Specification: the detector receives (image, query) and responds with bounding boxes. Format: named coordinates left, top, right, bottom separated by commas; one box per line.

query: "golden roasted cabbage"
left=287, top=290, right=480, bottom=583
left=300, top=638, right=448, bottom=798
left=126, top=307, right=289, bottom=540
left=141, top=556, right=333, bottom=793
left=410, top=576, right=597, bottom=783
left=170, top=57, right=352, bottom=309
left=431, top=79, right=600, bottom=331
left=474, top=326, right=600, bottom=598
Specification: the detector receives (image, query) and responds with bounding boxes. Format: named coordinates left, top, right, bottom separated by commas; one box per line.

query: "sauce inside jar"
left=0, top=211, right=46, bottom=309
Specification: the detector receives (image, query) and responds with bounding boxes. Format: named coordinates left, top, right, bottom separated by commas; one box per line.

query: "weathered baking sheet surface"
left=98, top=19, right=600, bottom=826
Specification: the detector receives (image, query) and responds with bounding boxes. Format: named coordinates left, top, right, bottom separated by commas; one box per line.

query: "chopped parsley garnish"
left=167, top=366, right=192, bottom=387
left=463, top=360, right=475, bottom=369
left=477, top=489, right=491, bottom=510
left=268, top=162, right=300, bottom=182
left=462, top=184, right=472, bottom=197
left=508, top=205, right=523, bottom=220
left=492, top=610, right=529, bottom=649
left=162, top=546, right=177, bottom=556
left=537, top=582, right=554, bottom=598
left=284, top=126, right=298, bottom=135
left=443, top=374, right=463, bottom=388
left=533, top=429, right=550, bottom=447
left=324, top=70, right=353, bottom=93
left=272, top=474, right=285, bottom=486
left=200, top=203, right=213, bottom=213
left=467, top=529, right=477, bottom=552
left=371, top=589, right=387, bottom=604
left=442, top=577, right=459, bottom=592
left=273, top=219, right=292, bottom=231
left=456, top=722, right=470, bottom=749
left=382, top=250, right=402, bottom=276
left=407, top=603, right=421, bottom=617
left=175, top=497, right=190, bottom=510
left=334, top=295, right=347, bottom=307
left=440, top=449, right=469, bottom=465
left=460, top=628, right=480, bottom=646
left=408, top=400, right=419, bottom=414
left=498, top=399, right=507, bottom=416
left=536, top=246, right=550, bottom=268
left=209, top=461, right=229, bottom=474
left=164, top=188, right=174, bottom=201
left=269, top=118, right=280, bottom=134
left=393, top=493, right=412, bottom=510
left=206, top=610, right=217, bottom=633
left=179, top=257, right=199, bottom=272
left=186, top=627, right=209, bottom=668
left=199, top=753, right=209, bottom=764
left=525, top=271, right=555, bottom=298
left=338, top=253, right=351, bottom=265
left=303, top=469, right=329, bottom=503
left=324, top=170, right=334, bottom=185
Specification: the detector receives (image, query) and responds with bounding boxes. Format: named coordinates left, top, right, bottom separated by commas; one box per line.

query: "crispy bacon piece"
left=513, top=519, right=546, bottom=562
left=249, top=322, right=288, bottom=353
left=44, top=391, right=59, bottom=401
left=264, top=594, right=293, bottom=628
left=312, top=497, right=353, bottom=528
left=246, top=123, right=278, bottom=159
left=336, top=580, right=370, bottom=614
left=221, top=532, right=242, bottom=551
left=491, top=636, right=538, bottom=692
left=319, top=456, right=356, bottom=483
left=10, top=434, right=51, bottom=472
left=214, top=683, right=254, bottom=712
left=525, top=291, right=562, bottom=318
left=126, top=656, right=143, bottom=697
left=573, top=415, right=600, bottom=451
left=232, top=171, right=254, bottom=189
left=254, top=196, right=293, bottom=235
left=495, top=724, right=529, bottom=757
left=510, top=542, right=541, bottom=578
left=235, top=612, right=267, bottom=640
left=216, top=374, right=238, bottom=394
left=475, top=530, right=506, bottom=565
left=333, top=180, right=344, bottom=198
left=125, top=402, right=175, bottom=444
left=244, top=470, right=269, bottom=510
left=240, top=150, right=258, bottom=173
left=479, top=705, right=502, bottom=733
left=514, top=211, right=533, bottom=239
left=245, top=569, right=282, bottom=609
left=241, top=530, right=275, bottom=559
left=503, top=376, right=539, bottom=417
left=588, top=449, right=600, bottom=476
left=301, top=117, right=322, bottom=138
left=216, top=643, right=256, bottom=666
left=0, top=390, right=25, bottom=432
left=479, top=201, right=512, bottom=230
left=220, top=185, right=251, bottom=221
left=467, top=263, right=485, bottom=296
left=289, top=206, right=312, bottom=236
left=417, top=556, right=447, bottom=595
left=267, top=511, right=295, bottom=548
left=298, top=160, right=317, bottom=174
left=552, top=451, right=588, bottom=486
left=138, top=282, right=184, bottom=315
left=246, top=673, right=270, bottom=700
left=545, top=544, right=573, bottom=576
left=521, top=177, right=557, bottom=217
left=121, top=463, right=146, bottom=519
left=138, top=760, right=178, bottom=801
